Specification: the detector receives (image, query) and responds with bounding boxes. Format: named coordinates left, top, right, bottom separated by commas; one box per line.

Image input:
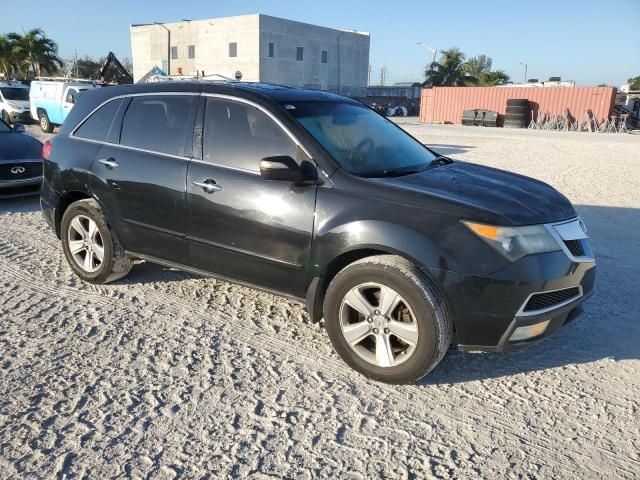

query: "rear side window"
left=203, top=98, right=297, bottom=172
left=120, top=95, right=194, bottom=156
left=74, top=98, right=122, bottom=142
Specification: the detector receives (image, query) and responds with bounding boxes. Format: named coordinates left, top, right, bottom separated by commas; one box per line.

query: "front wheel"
left=61, top=199, right=133, bottom=284
left=2, top=110, right=11, bottom=125
left=323, top=255, right=452, bottom=384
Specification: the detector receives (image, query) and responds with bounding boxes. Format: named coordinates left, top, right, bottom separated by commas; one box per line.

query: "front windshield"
left=0, top=119, right=11, bottom=133
left=1, top=87, right=29, bottom=101
left=285, top=101, right=438, bottom=176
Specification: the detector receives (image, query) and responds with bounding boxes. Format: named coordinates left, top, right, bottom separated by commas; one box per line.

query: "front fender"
left=310, top=219, right=448, bottom=279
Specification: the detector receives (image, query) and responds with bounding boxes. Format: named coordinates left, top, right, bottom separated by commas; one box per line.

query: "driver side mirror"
left=260, top=156, right=315, bottom=184
left=12, top=123, right=25, bottom=133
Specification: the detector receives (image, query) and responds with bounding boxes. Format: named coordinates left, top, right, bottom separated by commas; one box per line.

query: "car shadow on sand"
left=5, top=195, right=637, bottom=384
left=0, top=195, right=40, bottom=214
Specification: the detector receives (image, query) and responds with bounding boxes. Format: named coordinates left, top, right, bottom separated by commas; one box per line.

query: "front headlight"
left=462, top=221, right=561, bottom=261
left=6, top=101, right=22, bottom=111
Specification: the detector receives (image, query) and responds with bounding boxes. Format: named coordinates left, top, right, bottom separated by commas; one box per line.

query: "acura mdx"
left=40, top=82, right=596, bottom=383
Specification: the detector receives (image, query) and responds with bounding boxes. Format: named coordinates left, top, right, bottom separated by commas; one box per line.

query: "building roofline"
left=130, top=13, right=369, bottom=36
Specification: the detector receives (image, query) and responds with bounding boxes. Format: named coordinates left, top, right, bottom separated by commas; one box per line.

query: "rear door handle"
left=193, top=179, right=223, bottom=194
left=98, top=158, right=119, bottom=169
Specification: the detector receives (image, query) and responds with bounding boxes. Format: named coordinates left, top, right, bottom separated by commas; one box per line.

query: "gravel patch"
left=1, top=124, right=639, bottom=479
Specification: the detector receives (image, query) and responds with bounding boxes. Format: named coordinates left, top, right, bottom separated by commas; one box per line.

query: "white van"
left=29, top=78, right=97, bottom=132
left=0, top=81, right=31, bottom=125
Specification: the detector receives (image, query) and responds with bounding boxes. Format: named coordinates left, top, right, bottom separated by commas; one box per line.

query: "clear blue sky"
left=2, top=0, right=638, bottom=86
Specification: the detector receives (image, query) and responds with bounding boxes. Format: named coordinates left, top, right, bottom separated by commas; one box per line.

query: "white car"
left=0, top=81, right=31, bottom=125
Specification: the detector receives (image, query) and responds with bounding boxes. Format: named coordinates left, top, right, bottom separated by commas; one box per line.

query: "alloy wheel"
left=339, top=282, right=419, bottom=367
left=67, top=215, right=104, bottom=273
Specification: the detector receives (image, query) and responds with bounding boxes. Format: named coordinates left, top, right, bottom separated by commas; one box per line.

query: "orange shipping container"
left=419, top=86, right=616, bottom=125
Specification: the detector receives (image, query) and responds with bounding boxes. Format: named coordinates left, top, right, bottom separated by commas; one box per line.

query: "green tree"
left=424, top=48, right=477, bottom=87
left=465, top=54, right=492, bottom=78
left=628, top=76, right=640, bottom=90
left=6, top=28, right=63, bottom=78
left=479, top=70, right=510, bottom=86
left=75, top=56, right=101, bottom=79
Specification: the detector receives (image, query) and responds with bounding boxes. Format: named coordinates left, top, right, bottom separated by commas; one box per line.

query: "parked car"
left=0, top=81, right=31, bottom=125
left=29, top=79, right=97, bottom=133
left=0, top=118, right=43, bottom=198
left=40, top=82, right=596, bottom=383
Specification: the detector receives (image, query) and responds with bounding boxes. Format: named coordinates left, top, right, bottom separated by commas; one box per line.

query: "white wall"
left=130, top=13, right=370, bottom=92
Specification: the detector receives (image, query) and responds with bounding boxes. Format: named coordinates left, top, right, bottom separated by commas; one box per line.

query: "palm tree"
left=0, top=34, right=17, bottom=78
left=424, top=48, right=477, bottom=87
left=7, top=28, right=63, bottom=78
left=478, top=70, right=510, bottom=86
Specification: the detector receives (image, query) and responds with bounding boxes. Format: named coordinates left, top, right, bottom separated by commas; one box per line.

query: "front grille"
left=564, top=239, right=584, bottom=257
left=0, top=162, right=43, bottom=181
left=523, top=287, right=581, bottom=312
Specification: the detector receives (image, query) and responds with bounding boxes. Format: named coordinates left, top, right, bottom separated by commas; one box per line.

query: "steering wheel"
left=349, top=138, right=375, bottom=166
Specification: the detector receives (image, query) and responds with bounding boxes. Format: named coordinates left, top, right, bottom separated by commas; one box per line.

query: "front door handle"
left=98, top=158, right=119, bottom=169
left=193, top=179, right=223, bottom=194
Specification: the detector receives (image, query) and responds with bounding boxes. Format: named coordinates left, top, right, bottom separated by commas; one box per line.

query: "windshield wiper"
left=430, top=155, right=453, bottom=166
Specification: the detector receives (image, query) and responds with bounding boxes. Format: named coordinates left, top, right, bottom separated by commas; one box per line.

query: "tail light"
left=42, top=140, right=52, bottom=161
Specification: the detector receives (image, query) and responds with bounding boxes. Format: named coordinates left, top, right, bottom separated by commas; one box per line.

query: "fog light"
left=509, top=320, right=550, bottom=342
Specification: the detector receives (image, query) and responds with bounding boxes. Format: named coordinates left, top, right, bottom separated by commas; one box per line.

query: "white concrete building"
left=130, top=14, right=370, bottom=95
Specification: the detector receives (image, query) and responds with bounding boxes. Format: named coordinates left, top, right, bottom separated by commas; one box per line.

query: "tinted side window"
left=120, top=95, right=194, bottom=156
left=203, top=98, right=297, bottom=172
left=74, top=98, right=122, bottom=142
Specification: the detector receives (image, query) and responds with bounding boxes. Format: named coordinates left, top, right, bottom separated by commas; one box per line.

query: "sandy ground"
left=1, top=123, right=639, bottom=479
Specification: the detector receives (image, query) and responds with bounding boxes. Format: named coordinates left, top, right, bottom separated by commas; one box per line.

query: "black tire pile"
left=504, top=99, right=530, bottom=128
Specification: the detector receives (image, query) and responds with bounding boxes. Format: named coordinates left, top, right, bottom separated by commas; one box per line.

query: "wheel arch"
left=306, top=220, right=452, bottom=323
left=55, top=190, right=110, bottom=239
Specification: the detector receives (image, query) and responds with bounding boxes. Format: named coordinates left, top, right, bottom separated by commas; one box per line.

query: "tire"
left=61, top=199, right=133, bottom=284
left=504, top=120, right=528, bottom=129
left=2, top=110, right=11, bottom=125
left=505, top=113, right=530, bottom=122
left=39, top=111, right=54, bottom=133
left=506, top=105, right=530, bottom=115
left=506, top=98, right=529, bottom=107
left=323, top=255, right=452, bottom=384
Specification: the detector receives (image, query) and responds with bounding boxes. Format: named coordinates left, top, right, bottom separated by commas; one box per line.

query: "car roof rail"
left=35, top=76, right=97, bottom=84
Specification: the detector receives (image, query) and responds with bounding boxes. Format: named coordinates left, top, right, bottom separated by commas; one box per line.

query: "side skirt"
left=125, top=250, right=307, bottom=305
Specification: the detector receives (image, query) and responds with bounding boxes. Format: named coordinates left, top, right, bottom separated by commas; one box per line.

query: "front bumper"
left=0, top=177, right=42, bottom=198
left=427, top=249, right=596, bottom=352
left=8, top=110, right=32, bottom=123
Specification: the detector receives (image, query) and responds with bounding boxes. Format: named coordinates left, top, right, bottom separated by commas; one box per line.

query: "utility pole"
left=368, top=64, right=372, bottom=86
left=74, top=49, right=78, bottom=77
left=519, top=62, right=528, bottom=84
left=380, top=66, right=387, bottom=86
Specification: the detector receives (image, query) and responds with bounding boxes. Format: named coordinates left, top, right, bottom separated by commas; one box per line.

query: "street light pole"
left=417, top=42, right=438, bottom=66
left=519, top=62, right=527, bottom=84
left=155, top=22, right=171, bottom=75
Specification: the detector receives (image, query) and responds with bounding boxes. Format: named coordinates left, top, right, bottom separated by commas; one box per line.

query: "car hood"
left=0, top=133, right=43, bottom=161
left=6, top=99, right=30, bottom=110
left=377, top=161, right=576, bottom=225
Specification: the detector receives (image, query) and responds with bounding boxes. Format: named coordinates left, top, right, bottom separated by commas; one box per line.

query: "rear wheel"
left=39, top=111, right=53, bottom=133
left=61, top=199, right=133, bottom=284
left=323, top=255, right=452, bottom=384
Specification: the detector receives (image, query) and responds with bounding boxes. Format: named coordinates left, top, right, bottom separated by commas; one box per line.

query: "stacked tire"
left=504, top=99, right=530, bottom=128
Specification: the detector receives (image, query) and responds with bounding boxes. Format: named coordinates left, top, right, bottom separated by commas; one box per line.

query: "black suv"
left=41, top=82, right=596, bottom=383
